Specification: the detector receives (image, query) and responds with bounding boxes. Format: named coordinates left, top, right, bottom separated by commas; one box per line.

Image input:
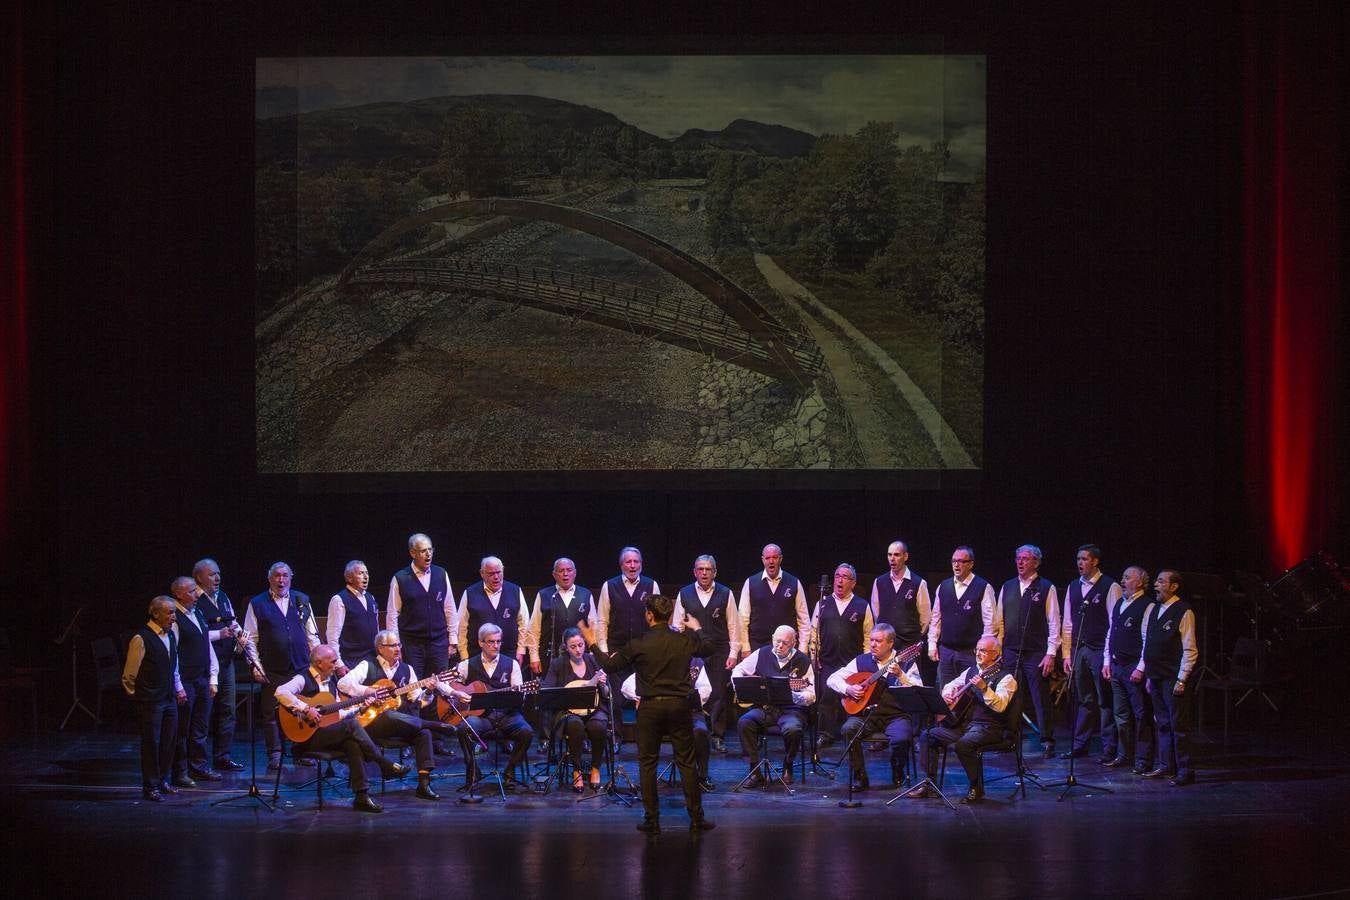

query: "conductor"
left=579, top=594, right=715, bottom=834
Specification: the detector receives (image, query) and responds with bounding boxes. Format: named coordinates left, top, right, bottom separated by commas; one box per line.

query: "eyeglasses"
left=482, top=639, right=503, bottom=645
left=378, top=642, right=401, bottom=648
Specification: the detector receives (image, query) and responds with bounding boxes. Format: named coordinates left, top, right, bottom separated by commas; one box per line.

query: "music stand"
left=886, top=686, right=957, bottom=811
left=460, top=690, right=527, bottom=801
left=57, top=607, right=99, bottom=730
left=535, top=686, right=601, bottom=792
left=731, top=676, right=797, bottom=793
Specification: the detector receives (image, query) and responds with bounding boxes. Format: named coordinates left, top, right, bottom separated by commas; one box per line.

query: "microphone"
left=818, top=574, right=829, bottom=600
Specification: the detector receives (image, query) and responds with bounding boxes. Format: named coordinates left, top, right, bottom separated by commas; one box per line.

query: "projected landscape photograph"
left=255, top=55, right=985, bottom=473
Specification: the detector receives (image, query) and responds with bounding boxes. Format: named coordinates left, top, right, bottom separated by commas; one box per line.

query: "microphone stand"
left=212, top=636, right=275, bottom=811
left=986, top=583, right=1047, bottom=793
left=1047, top=593, right=1112, bottom=801
left=809, top=575, right=834, bottom=777
left=579, top=671, right=635, bottom=806
left=837, top=702, right=879, bottom=808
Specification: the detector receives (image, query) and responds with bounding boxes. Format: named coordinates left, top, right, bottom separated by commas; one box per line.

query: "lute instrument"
left=436, top=677, right=541, bottom=726
left=841, top=642, right=923, bottom=715
left=943, top=659, right=1004, bottom=726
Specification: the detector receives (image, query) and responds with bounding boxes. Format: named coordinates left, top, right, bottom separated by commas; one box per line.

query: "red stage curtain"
left=1241, top=3, right=1343, bottom=571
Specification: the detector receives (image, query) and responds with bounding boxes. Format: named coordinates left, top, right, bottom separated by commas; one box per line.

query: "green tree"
left=440, top=106, right=530, bottom=198
left=936, top=175, right=985, bottom=348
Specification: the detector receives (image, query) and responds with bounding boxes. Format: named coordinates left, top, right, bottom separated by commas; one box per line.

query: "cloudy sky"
left=257, top=55, right=985, bottom=175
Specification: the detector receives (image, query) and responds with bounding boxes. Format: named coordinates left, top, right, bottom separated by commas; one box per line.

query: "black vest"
left=1000, top=576, right=1053, bottom=659
left=936, top=576, right=990, bottom=650
left=176, top=605, right=211, bottom=682
left=299, top=668, right=339, bottom=697
left=817, top=595, right=869, bottom=670
left=336, top=589, right=380, bottom=671
left=746, top=572, right=801, bottom=650
left=1143, top=599, right=1193, bottom=682
left=603, top=575, right=654, bottom=649
left=465, top=654, right=516, bottom=690
left=677, top=582, right=733, bottom=650
left=133, top=626, right=178, bottom=702
left=463, top=581, right=525, bottom=658
left=873, top=573, right=923, bottom=647
left=248, top=591, right=312, bottom=680
left=537, top=585, right=594, bottom=661
left=1067, top=575, right=1116, bottom=651
left=393, top=565, right=450, bottom=643
left=1108, top=594, right=1151, bottom=666
left=196, top=590, right=236, bottom=670
left=753, top=648, right=812, bottom=711
left=363, top=659, right=414, bottom=711
left=966, top=666, right=1014, bottom=727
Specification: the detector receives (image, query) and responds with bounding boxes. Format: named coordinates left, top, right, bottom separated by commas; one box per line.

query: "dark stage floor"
left=6, top=717, right=1350, bottom=899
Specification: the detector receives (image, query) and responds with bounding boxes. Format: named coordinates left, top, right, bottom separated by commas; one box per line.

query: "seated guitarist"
left=337, top=629, right=461, bottom=801
left=542, top=627, right=610, bottom=791
left=454, top=622, right=535, bottom=790
left=826, top=623, right=924, bottom=791
left=916, top=635, right=1018, bottom=803
left=733, top=625, right=815, bottom=786
left=273, top=644, right=410, bottom=813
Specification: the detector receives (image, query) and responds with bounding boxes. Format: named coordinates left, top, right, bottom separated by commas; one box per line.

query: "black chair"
left=269, top=711, right=351, bottom=809
left=91, top=636, right=124, bottom=725
left=1201, top=636, right=1282, bottom=751
left=734, top=721, right=805, bottom=792
left=373, top=735, right=413, bottom=794
left=937, top=689, right=1039, bottom=799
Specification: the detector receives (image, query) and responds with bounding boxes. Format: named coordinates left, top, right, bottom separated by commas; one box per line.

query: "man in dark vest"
left=337, top=629, right=461, bottom=801
left=828, top=623, right=925, bottom=790
left=734, top=625, right=815, bottom=785
left=457, top=555, right=529, bottom=665
left=193, top=557, right=246, bottom=771
left=169, top=576, right=220, bottom=786
left=673, top=554, right=741, bottom=753
left=1103, top=566, right=1155, bottom=773
left=928, top=545, right=997, bottom=692
left=581, top=595, right=717, bottom=833
left=997, top=544, right=1061, bottom=758
left=916, top=635, right=1019, bottom=803
left=326, top=559, right=381, bottom=678
left=1135, top=570, right=1197, bottom=786
left=454, top=622, right=536, bottom=790
left=597, top=546, right=660, bottom=658
left=122, top=596, right=187, bottom=801
left=527, top=556, right=595, bottom=674
left=243, top=561, right=320, bottom=770
left=387, top=532, right=458, bottom=684
left=1060, top=543, right=1122, bottom=760
left=812, top=563, right=873, bottom=747
left=737, top=543, right=811, bottom=660
left=870, top=541, right=932, bottom=653
left=274, top=644, right=409, bottom=813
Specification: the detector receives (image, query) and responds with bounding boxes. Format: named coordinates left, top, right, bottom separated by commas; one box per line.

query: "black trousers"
left=921, top=719, right=1006, bottom=790
left=555, top=710, right=609, bottom=773
left=210, top=662, right=237, bottom=764
left=135, top=697, right=179, bottom=789
left=1149, top=677, right=1193, bottom=778
left=1109, top=661, right=1154, bottom=767
left=459, top=710, right=533, bottom=773
left=636, top=697, right=703, bottom=822
left=173, top=675, right=212, bottom=776
left=1071, top=645, right=1116, bottom=752
left=738, top=706, right=806, bottom=767
left=364, top=709, right=442, bottom=772
left=1004, top=650, right=1055, bottom=748
left=842, top=710, right=915, bottom=772
left=297, top=717, right=387, bottom=792
left=703, top=647, right=732, bottom=738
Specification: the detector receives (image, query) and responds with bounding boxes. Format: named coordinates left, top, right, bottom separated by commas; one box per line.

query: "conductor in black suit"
left=579, top=594, right=716, bottom=834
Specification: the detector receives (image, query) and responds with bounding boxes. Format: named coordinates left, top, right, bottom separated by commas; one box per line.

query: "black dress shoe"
left=781, top=767, right=795, bottom=785
left=159, top=780, right=179, bottom=795
left=1059, top=747, right=1089, bottom=759
left=295, top=757, right=316, bottom=767
left=743, top=772, right=766, bottom=788
left=636, top=819, right=661, bottom=833
left=266, top=755, right=281, bottom=771
left=698, top=778, right=716, bottom=792
left=383, top=762, right=410, bottom=779
left=1101, top=756, right=1129, bottom=768
left=849, top=772, right=869, bottom=792
left=1170, top=774, right=1195, bottom=787
left=907, top=785, right=933, bottom=799
left=416, top=776, right=442, bottom=801
left=142, top=787, right=164, bottom=802
left=171, top=774, right=198, bottom=789
left=1041, top=744, right=1056, bottom=759
left=1142, top=766, right=1175, bottom=779
left=352, top=793, right=384, bottom=813
left=502, top=775, right=519, bottom=792
left=962, top=787, right=985, bottom=803
left=689, top=818, right=716, bottom=832
left=710, top=736, right=727, bottom=754
left=816, top=735, right=835, bottom=750
left=1098, top=754, right=1119, bottom=766
left=214, top=758, right=246, bottom=772
left=190, top=767, right=223, bottom=781
left=1132, top=762, right=1152, bottom=776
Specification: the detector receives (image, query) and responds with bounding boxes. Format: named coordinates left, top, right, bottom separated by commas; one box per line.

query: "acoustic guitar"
left=436, top=678, right=541, bottom=726
left=840, top=642, right=923, bottom=715
left=355, top=668, right=458, bottom=726
left=279, top=689, right=388, bottom=744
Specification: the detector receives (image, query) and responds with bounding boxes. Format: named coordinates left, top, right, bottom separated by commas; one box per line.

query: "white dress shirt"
left=171, top=601, right=220, bottom=687
left=731, top=647, right=817, bottom=706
